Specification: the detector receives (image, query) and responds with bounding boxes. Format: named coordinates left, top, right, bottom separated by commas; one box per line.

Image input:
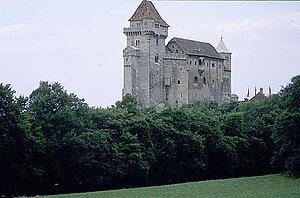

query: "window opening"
left=194, top=76, right=198, bottom=83
left=155, top=54, right=159, bottom=63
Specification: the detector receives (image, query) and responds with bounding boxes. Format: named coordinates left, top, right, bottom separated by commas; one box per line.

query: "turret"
left=216, top=37, right=232, bottom=102
left=122, top=0, right=169, bottom=107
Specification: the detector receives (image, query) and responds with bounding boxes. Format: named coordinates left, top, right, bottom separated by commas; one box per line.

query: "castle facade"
left=122, top=0, right=232, bottom=108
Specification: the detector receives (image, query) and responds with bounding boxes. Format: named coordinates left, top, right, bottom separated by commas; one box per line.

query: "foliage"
left=0, top=75, right=299, bottom=196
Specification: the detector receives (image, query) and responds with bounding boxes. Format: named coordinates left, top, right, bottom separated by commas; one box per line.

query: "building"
left=122, top=0, right=232, bottom=108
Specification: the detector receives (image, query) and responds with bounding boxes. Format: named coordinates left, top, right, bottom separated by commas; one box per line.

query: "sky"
left=0, top=0, right=300, bottom=107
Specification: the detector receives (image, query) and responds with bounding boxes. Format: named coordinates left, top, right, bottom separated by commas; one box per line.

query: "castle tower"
left=216, top=37, right=232, bottom=102
left=122, top=0, right=169, bottom=107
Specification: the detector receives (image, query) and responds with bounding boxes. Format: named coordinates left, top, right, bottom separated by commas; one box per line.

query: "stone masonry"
left=122, top=0, right=232, bottom=108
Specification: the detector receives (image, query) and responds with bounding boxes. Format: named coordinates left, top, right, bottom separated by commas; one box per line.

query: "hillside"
left=43, top=174, right=300, bottom=198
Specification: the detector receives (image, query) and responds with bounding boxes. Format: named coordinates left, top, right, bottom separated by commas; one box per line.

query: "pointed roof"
left=216, top=37, right=231, bottom=53
left=168, top=37, right=223, bottom=59
left=129, top=0, right=169, bottom=27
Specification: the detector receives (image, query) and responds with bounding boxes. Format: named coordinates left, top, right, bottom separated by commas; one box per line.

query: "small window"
left=180, top=68, right=182, bottom=71
left=155, top=54, right=159, bottom=63
left=212, top=63, right=215, bottom=67
left=172, top=46, right=175, bottom=48
left=176, top=49, right=178, bottom=53
left=135, top=40, right=140, bottom=46
left=190, top=61, right=192, bottom=65
left=203, top=77, right=206, bottom=85
left=194, top=76, right=198, bottom=83
left=195, top=61, right=197, bottom=65
left=155, top=23, right=160, bottom=28
left=157, top=71, right=159, bottom=75
left=156, top=38, right=158, bottom=46
left=207, top=63, right=208, bottom=67
left=144, top=22, right=147, bottom=26
left=125, top=58, right=128, bottom=62
left=219, top=64, right=221, bottom=69
left=178, top=80, right=181, bottom=84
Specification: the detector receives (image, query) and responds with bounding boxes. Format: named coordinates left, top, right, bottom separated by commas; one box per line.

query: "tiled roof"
left=168, top=37, right=223, bottom=59
left=129, top=0, right=169, bottom=27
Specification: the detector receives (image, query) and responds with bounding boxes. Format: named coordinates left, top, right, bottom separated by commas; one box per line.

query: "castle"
left=122, top=0, right=232, bottom=108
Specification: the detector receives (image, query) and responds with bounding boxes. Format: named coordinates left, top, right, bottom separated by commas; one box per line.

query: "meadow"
left=43, top=174, right=300, bottom=198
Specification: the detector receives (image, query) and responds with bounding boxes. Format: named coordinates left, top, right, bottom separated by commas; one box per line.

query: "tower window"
left=135, top=40, right=140, bottom=46
left=181, top=93, right=182, bottom=98
left=180, top=68, right=182, bottom=71
left=203, top=77, right=206, bottom=85
left=194, top=76, right=198, bottom=83
left=155, top=54, right=159, bottom=63
left=178, top=80, right=181, bottom=84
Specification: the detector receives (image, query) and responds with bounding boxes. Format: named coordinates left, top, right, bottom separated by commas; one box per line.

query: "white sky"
left=1, top=0, right=300, bottom=107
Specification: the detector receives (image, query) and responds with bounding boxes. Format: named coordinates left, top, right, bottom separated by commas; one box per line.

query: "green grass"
left=42, top=174, right=300, bottom=198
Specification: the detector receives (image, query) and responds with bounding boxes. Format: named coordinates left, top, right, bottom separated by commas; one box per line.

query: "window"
left=135, top=40, right=140, bottom=46
left=137, top=23, right=140, bottom=27
left=156, top=38, right=158, bottom=46
left=207, top=63, right=208, bottom=67
left=155, top=54, right=159, bottom=63
left=172, top=46, right=175, bottom=48
left=190, top=61, right=192, bottom=65
left=203, top=77, right=206, bottom=85
left=155, top=23, right=160, bottom=28
left=194, top=76, right=198, bottom=83
left=176, top=49, right=178, bottom=53
left=180, top=68, right=182, bottom=71
left=195, top=61, right=197, bottom=65
left=181, top=93, right=182, bottom=98
left=212, top=63, right=215, bottom=67
left=178, top=80, right=181, bottom=84
left=199, top=59, right=202, bottom=65
left=125, top=58, right=128, bottom=62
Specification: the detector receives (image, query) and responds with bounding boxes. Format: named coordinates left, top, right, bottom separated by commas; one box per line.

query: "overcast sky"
left=1, top=0, right=300, bottom=107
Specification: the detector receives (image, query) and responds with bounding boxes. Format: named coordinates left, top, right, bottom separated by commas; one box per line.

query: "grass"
left=41, top=174, right=300, bottom=198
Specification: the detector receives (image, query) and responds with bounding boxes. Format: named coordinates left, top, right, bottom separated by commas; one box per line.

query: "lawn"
left=42, top=174, right=300, bottom=198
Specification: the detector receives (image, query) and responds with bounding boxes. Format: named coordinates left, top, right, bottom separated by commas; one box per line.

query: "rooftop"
left=129, top=0, right=169, bottom=27
left=168, top=37, right=223, bottom=59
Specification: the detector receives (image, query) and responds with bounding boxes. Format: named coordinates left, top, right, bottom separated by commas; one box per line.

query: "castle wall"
left=163, top=55, right=188, bottom=107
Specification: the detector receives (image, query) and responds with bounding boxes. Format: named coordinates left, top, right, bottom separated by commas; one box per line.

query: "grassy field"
left=42, top=174, right=299, bottom=198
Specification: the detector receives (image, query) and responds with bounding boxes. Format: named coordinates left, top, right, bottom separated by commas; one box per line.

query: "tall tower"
left=122, top=0, right=169, bottom=107
left=216, top=37, right=232, bottom=102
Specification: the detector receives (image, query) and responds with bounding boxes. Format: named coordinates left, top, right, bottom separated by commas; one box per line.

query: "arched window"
left=155, top=54, right=159, bottom=63
left=203, top=77, right=206, bottom=85
left=194, top=76, right=198, bottom=83
left=178, top=80, right=181, bottom=84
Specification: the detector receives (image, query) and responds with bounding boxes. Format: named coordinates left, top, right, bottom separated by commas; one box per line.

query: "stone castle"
left=122, top=0, right=232, bottom=108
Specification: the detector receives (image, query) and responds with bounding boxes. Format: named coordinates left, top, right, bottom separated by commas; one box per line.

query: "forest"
left=0, top=75, right=299, bottom=197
